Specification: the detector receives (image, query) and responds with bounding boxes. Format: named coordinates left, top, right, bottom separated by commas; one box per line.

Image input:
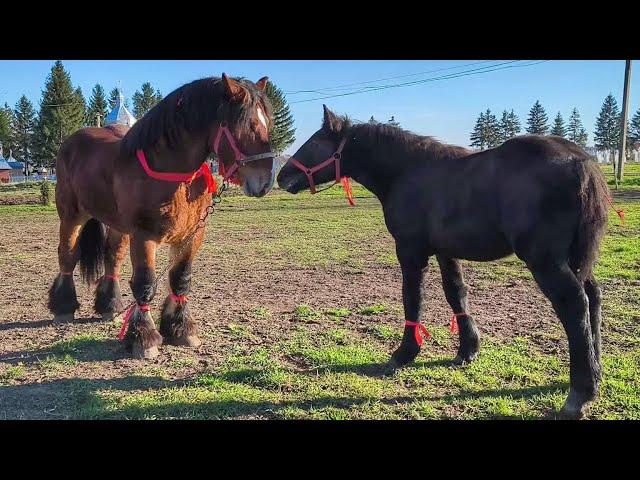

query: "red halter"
left=135, top=122, right=273, bottom=190
left=288, top=137, right=355, bottom=206
left=213, top=122, right=274, bottom=185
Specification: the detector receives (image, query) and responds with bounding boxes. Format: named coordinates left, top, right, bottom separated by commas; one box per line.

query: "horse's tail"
left=569, top=158, right=609, bottom=282
left=78, top=218, right=107, bottom=285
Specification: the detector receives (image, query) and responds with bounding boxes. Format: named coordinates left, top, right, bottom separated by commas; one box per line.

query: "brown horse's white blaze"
left=48, top=74, right=274, bottom=360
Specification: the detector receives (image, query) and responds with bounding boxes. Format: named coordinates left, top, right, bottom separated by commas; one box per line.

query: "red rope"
left=341, top=177, right=355, bottom=206
left=217, top=161, right=241, bottom=185
left=605, top=195, right=625, bottom=225
left=136, top=150, right=217, bottom=194
left=405, top=320, right=431, bottom=346
left=118, top=304, right=150, bottom=341
left=104, top=274, right=120, bottom=281
left=60, top=271, right=73, bottom=276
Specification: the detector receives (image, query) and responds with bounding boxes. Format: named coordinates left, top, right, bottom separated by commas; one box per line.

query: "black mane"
left=328, top=115, right=470, bottom=162
left=120, top=76, right=271, bottom=157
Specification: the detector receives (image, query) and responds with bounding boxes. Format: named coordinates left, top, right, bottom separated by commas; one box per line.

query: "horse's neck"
left=345, top=139, right=425, bottom=202
left=149, top=134, right=209, bottom=173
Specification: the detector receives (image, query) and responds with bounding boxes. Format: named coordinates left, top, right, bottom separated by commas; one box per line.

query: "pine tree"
left=629, top=108, right=640, bottom=151
left=470, top=111, right=487, bottom=150
left=73, top=87, right=88, bottom=127
left=387, top=115, right=401, bottom=127
left=470, top=109, right=500, bottom=149
left=88, top=84, right=108, bottom=126
left=567, top=108, right=588, bottom=147
left=594, top=94, right=621, bottom=153
left=0, top=104, right=13, bottom=151
left=498, top=109, right=521, bottom=142
left=526, top=100, right=549, bottom=135
left=34, top=61, right=87, bottom=167
left=132, top=82, right=162, bottom=118
left=12, top=95, right=36, bottom=172
left=264, top=80, right=296, bottom=155
left=551, top=112, right=567, bottom=137
left=484, top=109, right=501, bottom=147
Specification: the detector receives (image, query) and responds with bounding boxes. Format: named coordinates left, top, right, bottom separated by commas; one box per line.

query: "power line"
left=285, top=60, right=497, bottom=95
left=289, top=61, right=549, bottom=104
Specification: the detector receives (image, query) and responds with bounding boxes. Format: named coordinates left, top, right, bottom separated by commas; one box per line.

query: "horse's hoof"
left=452, top=352, right=478, bottom=366
left=382, top=357, right=401, bottom=376
left=101, top=312, right=115, bottom=322
left=132, top=344, right=160, bottom=360
left=53, top=313, right=74, bottom=323
left=170, top=335, right=202, bottom=348
left=558, top=389, right=592, bottom=420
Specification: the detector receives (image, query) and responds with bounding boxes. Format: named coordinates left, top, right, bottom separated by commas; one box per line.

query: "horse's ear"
left=222, top=73, right=246, bottom=101
left=322, top=104, right=342, bottom=132
left=255, top=77, right=269, bottom=91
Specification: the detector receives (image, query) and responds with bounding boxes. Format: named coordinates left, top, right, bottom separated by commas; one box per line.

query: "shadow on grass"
left=0, top=336, right=128, bottom=365
left=0, top=365, right=571, bottom=420
left=0, top=316, right=104, bottom=332
left=0, top=375, right=182, bottom=419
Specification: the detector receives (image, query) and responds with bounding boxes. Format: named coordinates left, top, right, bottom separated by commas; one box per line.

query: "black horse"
left=277, top=105, right=611, bottom=419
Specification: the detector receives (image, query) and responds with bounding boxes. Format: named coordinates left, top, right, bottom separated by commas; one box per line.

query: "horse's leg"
left=583, top=274, right=602, bottom=369
left=390, top=242, right=430, bottom=367
left=436, top=255, right=480, bottom=365
left=94, top=228, right=130, bottom=321
left=48, top=216, right=88, bottom=322
left=528, top=261, right=598, bottom=419
left=159, top=228, right=205, bottom=347
left=123, top=236, right=163, bottom=359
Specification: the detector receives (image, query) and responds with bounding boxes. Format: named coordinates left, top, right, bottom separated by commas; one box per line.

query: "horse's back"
left=55, top=125, right=130, bottom=221
left=498, top=134, right=590, bottom=163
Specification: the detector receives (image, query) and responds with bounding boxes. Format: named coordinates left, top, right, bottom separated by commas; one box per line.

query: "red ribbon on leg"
left=450, top=312, right=466, bottom=334
left=405, top=320, right=430, bottom=346
left=170, top=293, right=188, bottom=304
left=118, top=304, right=150, bottom=341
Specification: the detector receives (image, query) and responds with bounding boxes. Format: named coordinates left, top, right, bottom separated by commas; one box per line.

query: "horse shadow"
left=0, top=335, right=128, bottom=366
left=0, top=316, right=104, bottom=332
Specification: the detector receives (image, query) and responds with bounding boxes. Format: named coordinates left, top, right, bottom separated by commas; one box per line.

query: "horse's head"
left=215, top=74, right=275, bottom=197
left=277, top=105, right=346, bottom=194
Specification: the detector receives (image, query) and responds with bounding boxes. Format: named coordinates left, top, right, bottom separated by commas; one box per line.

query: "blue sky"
left=0, top=60, right=637, bottom=154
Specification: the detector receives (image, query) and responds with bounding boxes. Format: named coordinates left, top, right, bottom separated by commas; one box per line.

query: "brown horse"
left=48, top=74, right=275, bottom=359
left=277, top=105, right=614, bottom=419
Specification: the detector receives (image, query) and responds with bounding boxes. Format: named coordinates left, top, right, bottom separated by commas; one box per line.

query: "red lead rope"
left=341, top=177, right=355, bottom=206
left=605, top=195, right=625, bottom=225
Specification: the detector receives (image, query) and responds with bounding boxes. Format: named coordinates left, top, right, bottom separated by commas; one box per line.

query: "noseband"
left=213, top=122, right=274, bottom=182
left=288, top=137, right=355, bottom=205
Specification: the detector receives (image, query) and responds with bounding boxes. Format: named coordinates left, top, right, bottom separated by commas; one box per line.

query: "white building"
left=104, top=91, right=136, bottom=127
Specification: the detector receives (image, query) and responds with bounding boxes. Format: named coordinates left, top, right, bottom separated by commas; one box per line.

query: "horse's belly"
left=430, top=227, right=513, bottom=261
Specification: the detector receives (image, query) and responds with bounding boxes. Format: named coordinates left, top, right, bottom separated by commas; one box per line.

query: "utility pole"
left=617, top=60, right=632, bottom=183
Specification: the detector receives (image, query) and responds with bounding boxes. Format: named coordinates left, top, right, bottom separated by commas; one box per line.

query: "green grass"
left=1, top=177, right=639, bottom=420
left=76, top=330, right=639, bottom=420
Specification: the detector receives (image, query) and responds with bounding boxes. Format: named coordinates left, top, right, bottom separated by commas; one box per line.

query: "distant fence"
left=4, top=174, right=57, bottom=184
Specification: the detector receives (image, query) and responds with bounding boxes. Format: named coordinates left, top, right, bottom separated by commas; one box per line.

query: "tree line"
left=0, top=61, right=297, bottom=174
left=470, top=95, right=640, bottom=157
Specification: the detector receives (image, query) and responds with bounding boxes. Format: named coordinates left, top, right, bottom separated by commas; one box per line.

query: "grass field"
left=0, top=166, right=638, bottom=420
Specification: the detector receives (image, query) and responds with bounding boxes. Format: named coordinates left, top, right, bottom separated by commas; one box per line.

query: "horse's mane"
left=335, top=116, right=470, bottom=162
left=120, top=76, right=271, bottom=157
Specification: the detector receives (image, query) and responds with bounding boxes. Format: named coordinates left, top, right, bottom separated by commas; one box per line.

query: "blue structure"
left=105, top=90, right=136, bottom=127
